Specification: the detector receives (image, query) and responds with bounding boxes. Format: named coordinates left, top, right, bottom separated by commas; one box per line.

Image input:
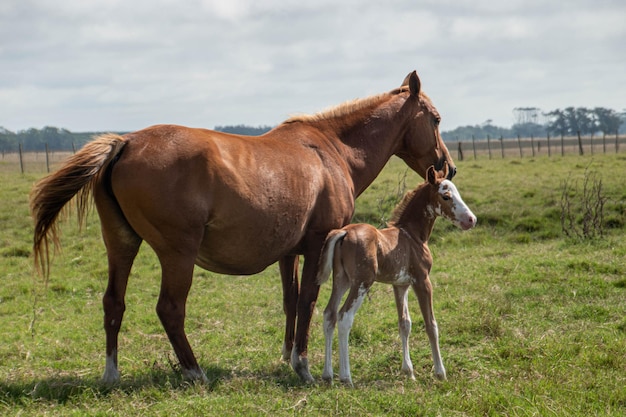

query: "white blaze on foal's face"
left=436, top=180, right=476, bottom=230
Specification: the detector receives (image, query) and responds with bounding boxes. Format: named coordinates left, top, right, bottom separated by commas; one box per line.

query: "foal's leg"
left=412, top=275, right=446, bottom=380
left=321, top=271, right=351, bottom=383
left=279, top=255, right=299, bottom=361
left=337, top=283, right=371, bottom=387
left=155, top=251, right=208, bottom=382
left=392, top=285, right=415, bottom=380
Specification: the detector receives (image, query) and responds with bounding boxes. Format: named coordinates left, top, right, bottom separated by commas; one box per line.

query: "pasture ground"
left=1, top=154, right=625, bottom=416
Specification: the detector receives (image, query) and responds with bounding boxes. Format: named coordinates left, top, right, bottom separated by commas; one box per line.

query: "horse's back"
left=103, top=124, right=355, bottom=275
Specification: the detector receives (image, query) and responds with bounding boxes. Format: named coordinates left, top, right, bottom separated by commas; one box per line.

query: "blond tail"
left=29, top=133, right=127, bottom=278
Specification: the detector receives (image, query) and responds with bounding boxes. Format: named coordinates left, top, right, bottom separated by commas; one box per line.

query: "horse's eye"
left=442, top=195, right=451, bottom=201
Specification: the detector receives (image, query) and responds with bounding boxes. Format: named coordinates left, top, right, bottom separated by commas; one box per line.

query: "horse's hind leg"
left=96, top=190, right=142, bottom=384
left=279, top=255, right=299, bottom=361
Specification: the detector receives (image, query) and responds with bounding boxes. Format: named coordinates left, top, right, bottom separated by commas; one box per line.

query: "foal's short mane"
left=387, top=184, right=424, bottom=226
left=285, top=86, right=435, bottom=125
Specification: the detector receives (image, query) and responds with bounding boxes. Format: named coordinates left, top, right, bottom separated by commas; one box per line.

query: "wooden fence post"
left=18, top=143, right=24, bottom=174
left=517, top=134, right=523, bottom=158
left=577, top=131, right=584, bottom=155
left=561, top=133, right=565, bottom=156
left=45, top=143, right=50, bottom=173
left=500, top=136, right=504, bottom=158
left=471, top=135, right=476, bottom=160
left=530, top=134, right=535, bottom=157
left=547, top=133, right=551, bottom=157
left=487, top=135, right=492, bottom=160
left=457, top=141, right=464, bottom=161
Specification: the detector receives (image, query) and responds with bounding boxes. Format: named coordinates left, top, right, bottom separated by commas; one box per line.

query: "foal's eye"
left=442, top=195, right=451, bottom=201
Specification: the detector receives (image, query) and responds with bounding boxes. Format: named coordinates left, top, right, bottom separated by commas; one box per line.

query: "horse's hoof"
left=291, top=350, right=315, bottom=383
left=182, top=368, right=209, bottom=383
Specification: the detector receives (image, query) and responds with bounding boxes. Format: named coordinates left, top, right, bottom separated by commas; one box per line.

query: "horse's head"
left=395, top=71, right=456, bottom=180
left=427, top=164, right=476, bottom=230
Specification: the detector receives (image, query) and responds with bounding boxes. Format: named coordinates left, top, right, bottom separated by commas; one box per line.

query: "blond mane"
left=285, top=87, right=413, bottom=124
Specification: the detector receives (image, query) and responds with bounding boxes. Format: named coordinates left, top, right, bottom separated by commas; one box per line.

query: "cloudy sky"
left=2, top=0, right=625, bottom=133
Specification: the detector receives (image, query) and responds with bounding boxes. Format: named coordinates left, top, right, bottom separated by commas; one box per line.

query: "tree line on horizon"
left=1, top=107, right=623, bottom=152
left=443, top=106, right=625, bottom=141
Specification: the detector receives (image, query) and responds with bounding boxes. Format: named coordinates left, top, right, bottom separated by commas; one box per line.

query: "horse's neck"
left=334, top=102, right=408, bottom=197
left=395, top=189, right=436, bottom=244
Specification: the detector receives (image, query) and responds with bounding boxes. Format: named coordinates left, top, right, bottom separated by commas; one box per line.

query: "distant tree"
left=0, top=127, right=18, bottom=152
left=565, top=107, right=595, bottom=135
left=512, top=122, right=546, bottom=138
left=513, top=107, right=544, bottom=125
left=441, top=123, right=512, bottom=141
left=545, top=109, right=568, bottom=136
left=214, top=125, right=273, bottom=136
left=545, top=107, right=597, bottom=136
left=592, top=107, right=623, bottom=135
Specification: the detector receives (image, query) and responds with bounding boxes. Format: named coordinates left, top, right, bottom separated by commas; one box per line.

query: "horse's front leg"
left=279, top=255, right=300, bottom=361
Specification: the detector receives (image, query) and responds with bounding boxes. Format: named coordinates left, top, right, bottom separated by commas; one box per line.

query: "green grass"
left=1, top=154, right=625, bottom=416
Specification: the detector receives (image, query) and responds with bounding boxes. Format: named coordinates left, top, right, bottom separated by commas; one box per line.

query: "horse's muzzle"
left=447, top=164, right=457, bottom=180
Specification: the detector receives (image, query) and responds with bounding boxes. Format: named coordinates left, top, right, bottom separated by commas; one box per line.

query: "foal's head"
left=426, top=164, right=476, bottom=230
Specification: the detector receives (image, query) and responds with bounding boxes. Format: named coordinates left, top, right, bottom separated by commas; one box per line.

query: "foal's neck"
left=393, top=186, right=437, bottom=244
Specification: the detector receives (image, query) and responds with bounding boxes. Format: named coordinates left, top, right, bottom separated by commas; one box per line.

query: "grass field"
left=1, top=154, right=625, bottom=416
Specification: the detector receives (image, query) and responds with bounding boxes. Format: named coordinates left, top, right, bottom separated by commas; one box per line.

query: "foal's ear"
left=427, top=165, right=437, bottom=185
left=441, top=161, right=449, bottom=180
left=401, top=71, right=421, bottom=97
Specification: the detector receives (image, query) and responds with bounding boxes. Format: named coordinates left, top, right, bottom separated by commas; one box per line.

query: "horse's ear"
left=427, top=165, right=437, bottom=185
left=401, top=71, right=421, bottom=97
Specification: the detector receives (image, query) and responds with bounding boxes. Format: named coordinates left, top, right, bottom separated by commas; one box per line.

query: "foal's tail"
left=30, top=133, right=127, bottom=278
left=316, top=230, right=347, bottom=285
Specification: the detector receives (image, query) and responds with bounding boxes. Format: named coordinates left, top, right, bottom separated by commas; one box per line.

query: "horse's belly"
left=194, top=222, right=304, bottom=275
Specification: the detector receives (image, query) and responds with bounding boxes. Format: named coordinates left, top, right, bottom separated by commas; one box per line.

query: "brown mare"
left=317, top=164, right=476, bottom=386
left=30, top=71, right=455, bottom=384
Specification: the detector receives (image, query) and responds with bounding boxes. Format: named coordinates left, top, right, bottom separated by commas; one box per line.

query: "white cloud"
left=0, top=0, right=625, bottom=131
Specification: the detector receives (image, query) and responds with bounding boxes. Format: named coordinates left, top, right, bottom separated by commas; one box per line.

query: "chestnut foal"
left=316, top=164, right=476, bottom=386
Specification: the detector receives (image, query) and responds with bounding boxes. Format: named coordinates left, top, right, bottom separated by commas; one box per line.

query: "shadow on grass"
left=0, top=362, right=307, bottom=405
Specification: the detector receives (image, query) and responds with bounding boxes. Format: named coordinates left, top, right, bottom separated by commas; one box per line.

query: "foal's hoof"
left=433, top=371, right=447, bottom=381
left=339, top=377, right=354, bottom=388
left=321, top=373, right=333, bottom=385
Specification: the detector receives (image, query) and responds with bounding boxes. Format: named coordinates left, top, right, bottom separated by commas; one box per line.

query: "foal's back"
left=335, top=223, right=431, bottom=287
